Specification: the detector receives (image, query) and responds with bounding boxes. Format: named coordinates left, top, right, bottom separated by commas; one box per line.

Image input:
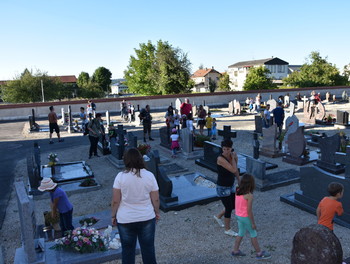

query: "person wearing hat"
left=39, top=178, right=74, bottom=236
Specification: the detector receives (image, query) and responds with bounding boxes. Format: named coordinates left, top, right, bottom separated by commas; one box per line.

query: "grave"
left=316, top=134, right=345, bottom=174
left=303, top=101, right=326, bottom=124
left=305, top=132, right=327, bottom=148
left=233, top=99, right=241, bottom=115
left=67, top=105, right=74, bottom=134
left=334, top=110, right=350, bottom=129
left=14, top=181, right=45, bottom=264
left=296, top=101, right=304, bottom=112
left=28, top=109, right=40, bottom=132
left=281, top=165, right=350, bottom=228
left=175, top=98, right=182, bottom=113
left=246, top=157, right=299, bottom=191
left=195, top=141, right=277, bottom=174
left=107, top=125, right=128, bottom=168
left=282, top=102, right=295, bottom=129
left=283, top=127, right=318, bottom=165
left=181, top=127, right=202, bottom=160
left=146, top=150, right=219, bottom=211
left=260, top=124, right=284, bottom=158
left=254, top=115, right=263, bottom=134
left=27, top=142, right=42, bottom=195
left=266, top=99, right=277, bottom=111
left=159, top=126, right=171, bottom=149
left=228, top=101, right=234, bottom=115
left=284, top=115, right=299, bottom=145
left=126, top=131, right=138, bottom=149
left=192, top=105, right=197, bottom=116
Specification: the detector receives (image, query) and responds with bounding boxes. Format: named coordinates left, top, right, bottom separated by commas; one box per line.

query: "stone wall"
left=0, top=86, right=349, bottom=121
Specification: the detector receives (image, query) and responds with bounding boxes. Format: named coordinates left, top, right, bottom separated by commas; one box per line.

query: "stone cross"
left=335, top=146, right=350, bottom=178
left=302, top=96, right=308, bottom=105
left=218, top=125, right=237, bottom=141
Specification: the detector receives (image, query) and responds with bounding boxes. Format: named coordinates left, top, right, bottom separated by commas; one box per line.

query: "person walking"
left=139, top=105, right=154, bottom=142
left=232, top=174, right=271, bottom=260
left=111, top=148, right=160, bottom=264
left=87, top=113, right=103, bottom=159
left=214, top=139, right=240, bottom=237
left=197, top=105, right=207, bottom=135
left=48, top=106, right=63, bottom=144
left=262, top=104, right=271, bottom=128
left=38, top=178, right=74, bottom=236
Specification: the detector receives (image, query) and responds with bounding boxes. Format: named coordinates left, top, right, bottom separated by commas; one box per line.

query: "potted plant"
left=48, top=153, right=58, bottom=175
left=194, top=134, right=211, bottom=147
left=137, top=143, right=151, bottom=156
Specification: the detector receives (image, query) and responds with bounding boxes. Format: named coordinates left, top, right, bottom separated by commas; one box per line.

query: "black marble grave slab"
left=281, top=166, right=350, bottom=229
left=160, top=172, right=220, bottom=212
left=159, top=126, right=171, bottom=149
left=195, top=141, right=277, bottom=174
left=41, top=162, right=93, bottom=183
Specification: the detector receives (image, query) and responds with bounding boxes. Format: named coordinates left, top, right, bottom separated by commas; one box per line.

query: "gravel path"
left=1, top=103, right=350, bottom=264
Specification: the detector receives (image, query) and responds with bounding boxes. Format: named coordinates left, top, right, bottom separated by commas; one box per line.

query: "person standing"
left=48, top=106, right=63, bottom=144
left=87, top=113, right=103, bottom=159
left=165, top=105, right=174, bottom=128
left=205, top=112, right=213, bottom=137
left=232, top=174, right=271, bottom=259
left=180, top=98, right=192, bottom=127
left=272, top=102, right=285, bottom=137
left=214, top=139, right=240, bottom=237
left=111, top=148, right=160, bottom=264
left=87, top=102, right=93, bottom=121
left=262, top=104, right=271, bottom=128
left=79, top=107, right=89, bottom=135
left=255, top=93, right=261, bottom=112
left=139, top=105, right=154, bottom=142
left=38, top=178, right=74, bottom=236
left=197, top=105, right=207, bottom=135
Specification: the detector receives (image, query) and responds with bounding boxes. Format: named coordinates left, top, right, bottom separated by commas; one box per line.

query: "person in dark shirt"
left=272, top=102, right=285, bottom=137
left=139, top=105, right=154, bottom=142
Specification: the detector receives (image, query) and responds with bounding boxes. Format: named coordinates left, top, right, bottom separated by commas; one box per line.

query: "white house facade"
left=111, top=79, right=128, bottom=94
left=228, top=57, right=289, bottom=91
left=191, top=68, right=221, bottom=93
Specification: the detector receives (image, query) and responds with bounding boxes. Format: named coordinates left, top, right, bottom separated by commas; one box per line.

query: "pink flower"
left=83, top=237, right=90, bottom=243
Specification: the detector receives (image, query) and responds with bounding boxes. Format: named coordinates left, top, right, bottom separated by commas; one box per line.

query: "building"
left=190, top=67, right=222, bottom=93
left=227, top=57, right=289, bottom=91
left=110, top=79, right=128, bottom=94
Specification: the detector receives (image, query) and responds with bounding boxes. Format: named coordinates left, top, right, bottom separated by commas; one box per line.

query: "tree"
left=243, top=66, right=275, bottom=91
left=124, top=40, right=192, bottom=95
left=208, top=79, right=218, bottom=93
left=77, top=72, right=90, bottom=88
left=198, top=63, right=204, bottom=70
left=218, top=72, right=231, bottom=91
left=2, top=69, right=65, bottom=103
left=283, top=51, right=348, bottom=87
left=92, top=67, right=112, bottom=93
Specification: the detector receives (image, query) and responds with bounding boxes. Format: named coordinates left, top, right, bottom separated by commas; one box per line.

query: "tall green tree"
left=2, top=69, right=65, bottom=103
left=283, top=51, right=348, bottom=87
left=243, top=66, right=274, bottom=91
left=92, top=67, right=112, bottom=93
left=208, top=79, right=218, bottom=93
left=124, top=40, right=192, bottom=95
left=218, top=72, right=231, bottom=91
left=77, top=72, right=90, bottom=88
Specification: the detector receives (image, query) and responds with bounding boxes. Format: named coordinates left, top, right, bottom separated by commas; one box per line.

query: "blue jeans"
left=117, top=218, right=157, bottom=264
left=59, top=209, right=74, bottom=236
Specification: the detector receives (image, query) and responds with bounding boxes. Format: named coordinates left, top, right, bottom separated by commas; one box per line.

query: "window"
left=278, top=65, right=284, bottom=73
left=234, top=71, right=238, bottom=77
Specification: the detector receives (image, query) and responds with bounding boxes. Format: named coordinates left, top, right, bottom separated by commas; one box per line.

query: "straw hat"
left=38, top=178, right=57, bottom=192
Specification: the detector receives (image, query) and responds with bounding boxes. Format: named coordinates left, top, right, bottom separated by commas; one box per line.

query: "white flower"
left=77, top=231, right=81, bottom=235
left=92, top=238, right=97, bottom=243
left=73, top=237, right=78, bottom=242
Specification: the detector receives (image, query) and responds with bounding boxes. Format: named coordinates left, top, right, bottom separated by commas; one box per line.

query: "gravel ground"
left=1, top=103, right=350, bottom=264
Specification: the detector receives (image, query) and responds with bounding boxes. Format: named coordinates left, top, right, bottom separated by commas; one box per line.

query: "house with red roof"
left=190, top=67, right=221, bottom=92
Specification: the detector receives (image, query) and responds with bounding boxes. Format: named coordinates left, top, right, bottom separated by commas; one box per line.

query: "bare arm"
left=51, top=197, right=59, bottom=218
left=218, top=156, right=240, bottom=184
left=316, top=206, right=321, bottom=220
left=150, top=191, right=160, bottom=221
left=111, top=188, right=121, bottom=226
left=246, top=193, right=256, bottom=230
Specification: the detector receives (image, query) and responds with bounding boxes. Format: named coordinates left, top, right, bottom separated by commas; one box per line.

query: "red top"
left=318, top=197, right=343, bottom=230
left=180, top=103, right=192, bottom=115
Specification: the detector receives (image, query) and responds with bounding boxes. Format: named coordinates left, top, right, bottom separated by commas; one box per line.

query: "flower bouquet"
left=79, top=217, right=99, bottom=227
left=50, top=227, right=107, bottom=253
left=48, top=153, right=58, bottom=166
left=137, top=143, right=151, bottom=155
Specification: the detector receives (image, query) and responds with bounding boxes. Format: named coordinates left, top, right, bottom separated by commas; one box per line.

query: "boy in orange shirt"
left=316, top=182, right=344, bottom=230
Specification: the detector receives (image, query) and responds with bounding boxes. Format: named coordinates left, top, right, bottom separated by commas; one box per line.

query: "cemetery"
left=2, top=92, right=350, bottom=263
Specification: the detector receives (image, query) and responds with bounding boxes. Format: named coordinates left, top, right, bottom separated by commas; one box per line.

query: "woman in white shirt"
left=112, top=148, right=160, bottom=264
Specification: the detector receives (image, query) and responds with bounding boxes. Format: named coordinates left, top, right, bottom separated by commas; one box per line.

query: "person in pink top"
left=232, top=174, right=271, bottom=260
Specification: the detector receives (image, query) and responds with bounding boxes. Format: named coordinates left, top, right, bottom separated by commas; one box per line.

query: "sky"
left=0, top=0, right=349, bottom=80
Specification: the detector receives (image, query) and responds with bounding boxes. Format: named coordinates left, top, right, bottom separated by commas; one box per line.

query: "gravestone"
left=297, top=101, right=304, bottom=111
left=254, top=115, right=263, bottom=134
left=106, top=111, right=110, bottom=126
left=175, top=98, right=182, bottom=113
left=182, top=127, right=194, bottom=155
left=27, top=143, right=42, bottom=195
left=60, top=108, right=66, bottom=125
left=246, top=157, right=299, bottom=191
left=234, top=99, right=241, bottom=115
left=218, top=125, right=237, bottom=141
left=14, top=181, right=45, bottom=264
left=260, top=124, right=283, bottom=158
left=253, top=132, right=260, bottom=159
left=282, top=102, right=295, bottom=129
left=336, top=110, right=349, bottom=126
left=316, top=134, right=345, bottom=174
left=266, top=99, right=277, bottom=111
left=29, top=109, right=40, bottom=131
left=303, top=101, right=326, bottom=124
left=159, top=126, right=171, bottom=149
left=228, top=101, right=234, bottom=115
left=291, top=224, right=343, bottom=264
left=67, top=105, right=74, bottom=133
left=41, top=162, right=94, bottom=183
left=110, top=125, right=127, bottom=160
left=133, top=111, right=141, bottom=126
left=281, top=165, right=350, bottom=228
left=335, top=146, right=350, bottom=178
left=342, top=90, right=349, bottom=101
left=126, top=131, right=137, bottom=149
left=283, top=126, right=317, bottom=165
left=192, top=105, right=197, bottom=116
left=284, top=115, right=299, bottom=144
